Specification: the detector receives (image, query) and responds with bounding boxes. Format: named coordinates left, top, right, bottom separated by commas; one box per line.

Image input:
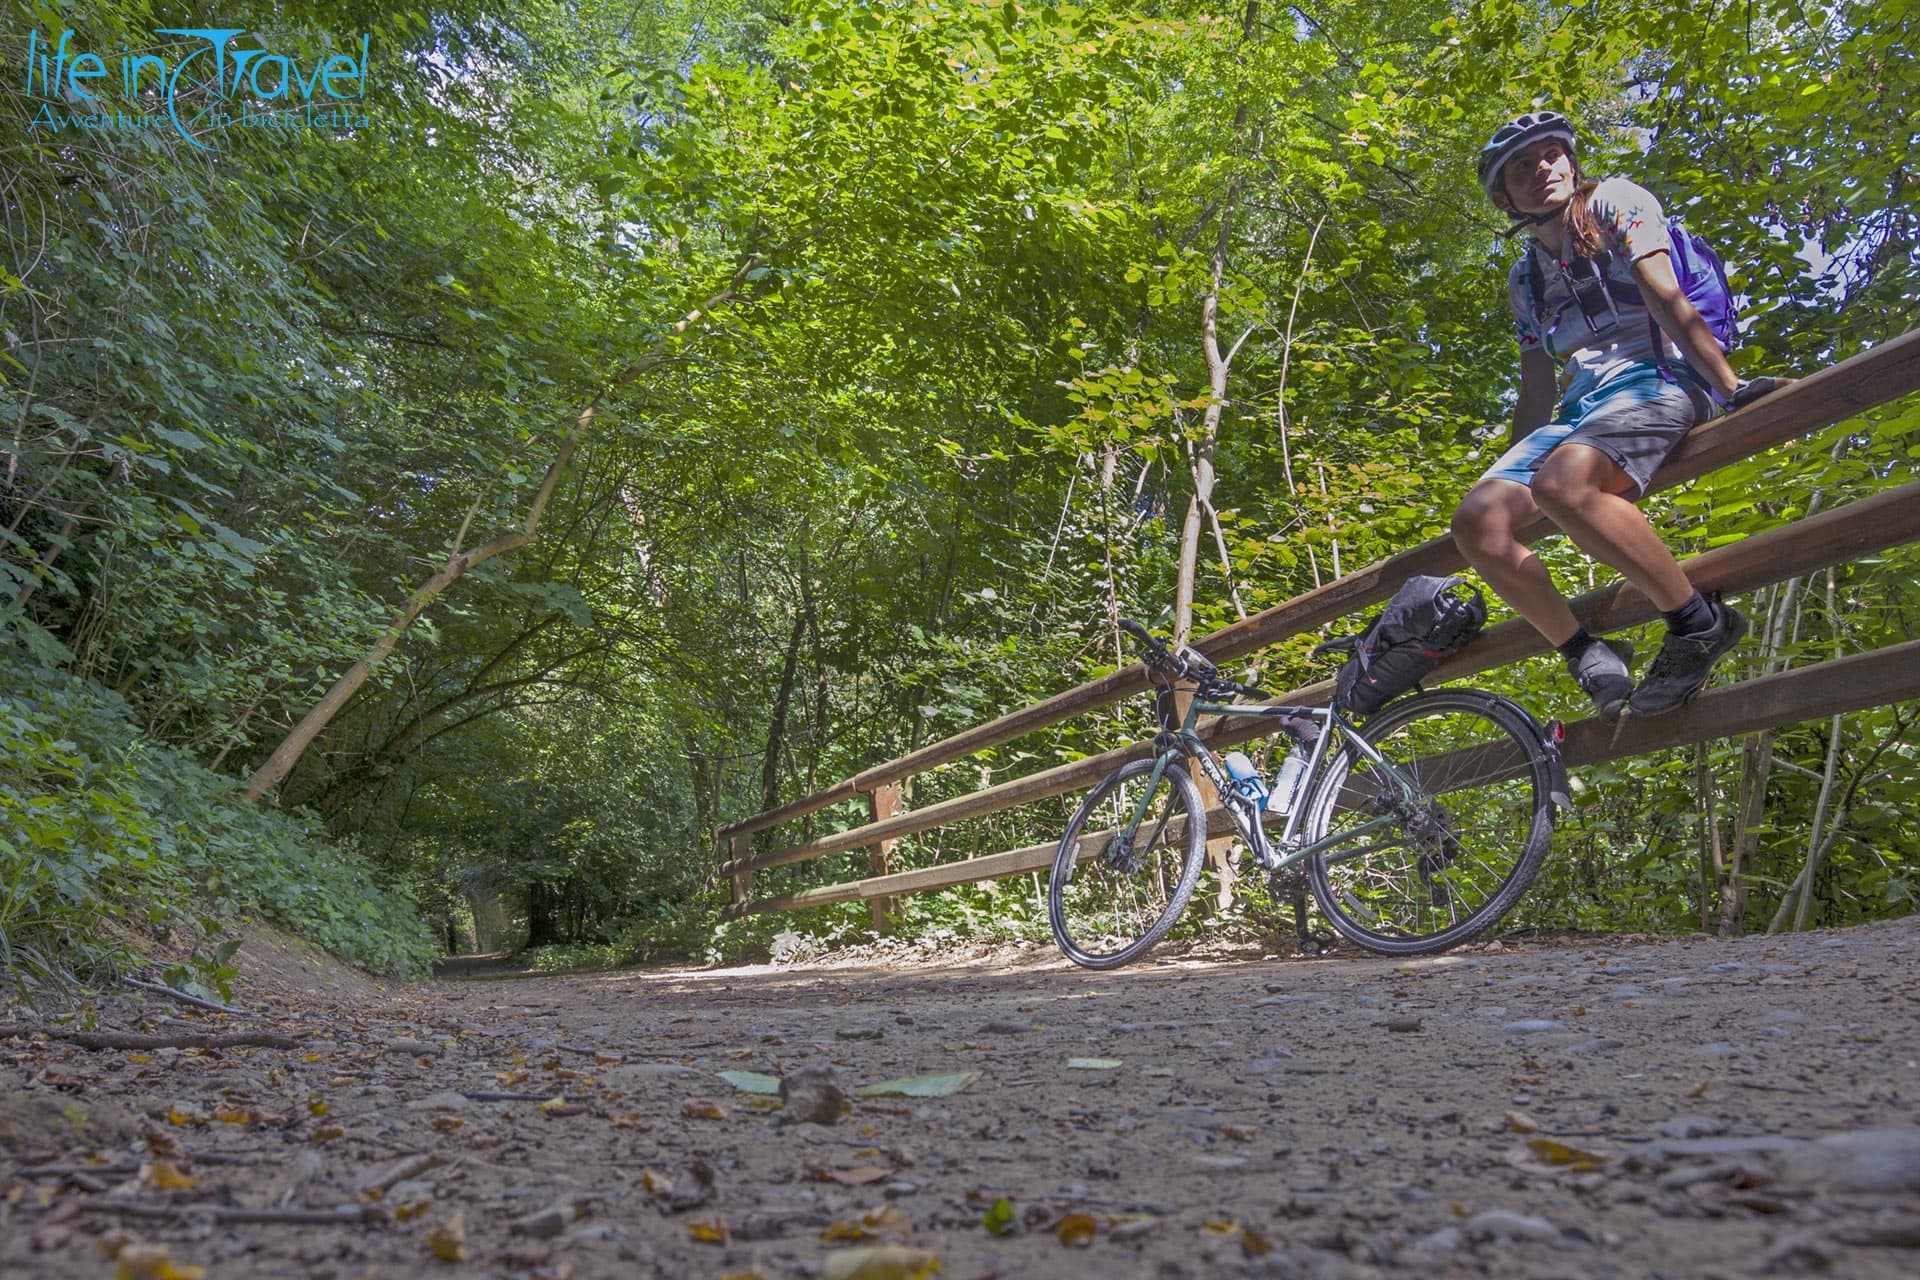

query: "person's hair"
left=1563, top=175, right=1606, bottom=259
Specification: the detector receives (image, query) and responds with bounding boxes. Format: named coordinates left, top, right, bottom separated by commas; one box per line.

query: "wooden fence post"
left=868, top=783, right=902, bottom=934
left=729, top=832, right=753, bottom=908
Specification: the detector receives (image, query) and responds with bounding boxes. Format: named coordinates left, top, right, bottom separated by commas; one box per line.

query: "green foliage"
left=0, top=661, right=435, bottom=992
left=162, top=938, right=243, bottom=1007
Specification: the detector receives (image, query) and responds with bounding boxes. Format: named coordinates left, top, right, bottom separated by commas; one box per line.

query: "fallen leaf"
left=823, top=1220, right=872, bottom=1242
left=681, top=1097, right=726, bottom=1120
left=425, top=1214, right=467, bottom=1263
left=821, top=1166, right=893, bottom=1186
left=111, top=1242, right=206, bottom=1280
left=824, top=1205, right=909, bottom=1242
left=1688, top=1079, right=1712, bottom=1098
left=497, top=1069, right=531, bottom=1087
left=1055, top=1212, right=1097, bottom=1247
left=143, top=1160, right=196, bottom=1191
left=1203, top=1217, right=1238, bottom=1235
left=1066, top=1058, right=1122, bottom=1070
left=862, top=1205, right=908, bottom=1233
left=537, top=1095, right=571, bottom=1114
left=306, top=1096, right=329, bottom=1119
left=687, top=1217, right=728, bottom=1243
left=1220, top=1124, right=1258, bottom=1142
left=856, top=1071, right=978, bottom=1099
left=208, top=1106, right=250, bottom=1124
left=429, top=1114, right=463, bottom=1133
left=165, top=1105, right=205, bottom=1128
left=311, top=1124, right=345, bottom=1143
left=821, top=1245, right=940, bottom=1280
left=1526, top=1136, right=1607, bottom=1170
left=982, top=1196, right=1017, bottom=1236
left=716, top=1070, right=782, bottom=1095
left=610, top=1112, right=647, bottom=1129
left=1504, top=1110, right=1537, bottom=1133
left=1241, top=1226, right=1272, bottom=1258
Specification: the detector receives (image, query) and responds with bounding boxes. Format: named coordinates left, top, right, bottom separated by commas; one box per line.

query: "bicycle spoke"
left=1050, top=757, right=1207, bottom=968
left=1306, top=692, right=1553, bottom=955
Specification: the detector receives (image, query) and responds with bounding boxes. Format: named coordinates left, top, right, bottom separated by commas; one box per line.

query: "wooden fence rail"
left=733, top=639, right=1920, bottom=918
left=718, top=329, right=1920, bottom=920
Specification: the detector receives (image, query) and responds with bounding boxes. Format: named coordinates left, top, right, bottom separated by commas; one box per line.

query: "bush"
left=0, top=662, right=435, bottom=997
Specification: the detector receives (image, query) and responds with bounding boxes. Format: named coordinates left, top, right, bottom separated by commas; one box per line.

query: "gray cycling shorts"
left=1479, top=364, right=1713, bottom=499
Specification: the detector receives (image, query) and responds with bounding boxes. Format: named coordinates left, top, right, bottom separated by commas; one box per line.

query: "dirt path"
left=4, top=918, right=1919, bottom=1279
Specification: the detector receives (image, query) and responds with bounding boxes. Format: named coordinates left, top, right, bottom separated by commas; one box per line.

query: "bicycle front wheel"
left=1049, top=756, right=1208, bottom=969
left=1303, top=689, right=1554, bottom=956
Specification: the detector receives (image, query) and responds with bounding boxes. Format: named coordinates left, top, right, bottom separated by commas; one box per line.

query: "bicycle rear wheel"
left=1049, top=756, right=1208, bottom=969
left=1303, top=689, right=1554, bottom=956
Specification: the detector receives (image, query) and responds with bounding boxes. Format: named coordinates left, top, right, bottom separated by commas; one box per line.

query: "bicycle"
left=1048, top=618, right=1571, bottom=969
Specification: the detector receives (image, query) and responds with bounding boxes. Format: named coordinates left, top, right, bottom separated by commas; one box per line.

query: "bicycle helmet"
left=1477, top=111, right=1577, bottom=201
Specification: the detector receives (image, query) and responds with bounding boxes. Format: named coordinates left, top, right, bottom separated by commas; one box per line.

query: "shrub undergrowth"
left=0, top=663, right=435, bottom=998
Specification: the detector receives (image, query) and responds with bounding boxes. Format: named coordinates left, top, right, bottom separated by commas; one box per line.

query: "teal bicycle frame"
left=1130, top=693, right=1433, bottom=876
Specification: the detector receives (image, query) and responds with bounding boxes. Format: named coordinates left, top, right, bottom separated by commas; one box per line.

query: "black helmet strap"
left=1500, top=200, right=1569, bottom=239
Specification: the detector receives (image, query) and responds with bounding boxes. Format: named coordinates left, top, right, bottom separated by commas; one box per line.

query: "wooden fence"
left=717, top=329, right=1920, bottom=924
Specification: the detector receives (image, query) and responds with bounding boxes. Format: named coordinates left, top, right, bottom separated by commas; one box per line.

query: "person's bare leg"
left=1450, top=478, right=1581, bottom=644
left=1529, top=443, right=1695, bottom=610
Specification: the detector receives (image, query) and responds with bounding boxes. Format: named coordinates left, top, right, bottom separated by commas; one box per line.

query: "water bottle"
left=1221, top=751, right=1268, bottom=807
left=1267, top=743, right=1310, bottom=816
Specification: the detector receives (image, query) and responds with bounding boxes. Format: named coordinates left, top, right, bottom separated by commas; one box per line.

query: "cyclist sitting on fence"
left=1450, top=111, right=1788, bottom=722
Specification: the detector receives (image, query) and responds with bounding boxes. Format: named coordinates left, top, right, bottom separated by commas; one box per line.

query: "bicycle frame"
left=1127, top=691, right=1417, bottom=877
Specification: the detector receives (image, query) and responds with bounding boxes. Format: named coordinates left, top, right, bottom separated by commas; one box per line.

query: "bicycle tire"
left=1049, top=756, right=1209, bottom=969
left=1302, top=688, right=1554, bottom=956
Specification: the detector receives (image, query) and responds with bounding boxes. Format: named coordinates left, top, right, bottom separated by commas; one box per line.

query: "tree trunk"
left=1722, top=730, right=1772, bottom=936
left=760, top=568, right=812, bottom=826
left=1767, top=701, right=1918, bottom=933
left=1180, top=56, right=1255, bottom=909
left=241, top=267, right=753, bottom=801
left=1694, top=744, right=1724, bottom=932
left=686, top=732, right=717, bottom=866
left=525, top=881, right=560, bottom=948
left=1788, top=567, right=1846, bottom=930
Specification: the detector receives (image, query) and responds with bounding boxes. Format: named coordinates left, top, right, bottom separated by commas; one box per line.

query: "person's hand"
left=1729, top=375, right=1793, bottom=410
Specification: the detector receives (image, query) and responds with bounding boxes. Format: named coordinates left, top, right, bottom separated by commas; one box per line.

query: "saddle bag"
left=1334, top=575, right=1488, bottom=717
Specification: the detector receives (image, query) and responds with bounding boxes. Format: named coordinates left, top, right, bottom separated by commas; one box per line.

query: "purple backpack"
left=1664, top=223, right=1739, bottom=351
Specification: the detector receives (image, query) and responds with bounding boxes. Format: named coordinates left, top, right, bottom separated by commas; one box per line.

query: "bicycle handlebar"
left=1119, top=618, right=1270, bottom=703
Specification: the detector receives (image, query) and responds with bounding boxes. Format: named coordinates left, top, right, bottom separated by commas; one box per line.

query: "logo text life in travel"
left=23, top=27, right=371, bottom=149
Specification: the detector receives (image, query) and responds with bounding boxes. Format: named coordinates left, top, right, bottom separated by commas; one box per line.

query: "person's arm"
left=1512, top=346, right=1557, bottom=446
left=1631, top=251, right=1740, bottom=400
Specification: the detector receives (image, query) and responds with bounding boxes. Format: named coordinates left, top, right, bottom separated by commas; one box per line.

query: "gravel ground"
left=3, top=916, right=1918, bottom=1279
